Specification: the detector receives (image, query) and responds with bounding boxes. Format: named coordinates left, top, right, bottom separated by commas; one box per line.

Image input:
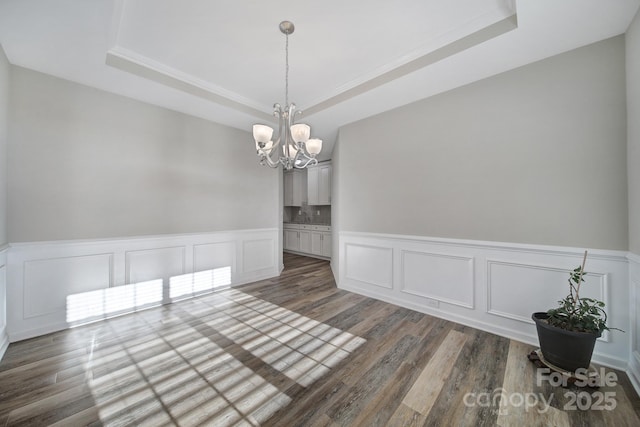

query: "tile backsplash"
left=284, top=205, right=331, bottom=225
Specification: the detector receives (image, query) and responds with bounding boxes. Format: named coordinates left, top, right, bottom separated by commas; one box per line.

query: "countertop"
left=284, top=222, right=331, bottom=226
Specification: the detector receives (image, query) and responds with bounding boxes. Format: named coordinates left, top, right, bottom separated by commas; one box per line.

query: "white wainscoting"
left=344, top=243, right=393, bottom=289
left=6, top=229, right=279, bottom=342
left=401, top=250, right=474, bottom=309
left=0, top=245, right=8, bottom=360
left=629, top=252, right=640, bottom=394
left=338, top=232, right=630, bottom=370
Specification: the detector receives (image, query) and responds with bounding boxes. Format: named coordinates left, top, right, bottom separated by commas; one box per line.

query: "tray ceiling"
left=1, top=0, right=639, bottom=160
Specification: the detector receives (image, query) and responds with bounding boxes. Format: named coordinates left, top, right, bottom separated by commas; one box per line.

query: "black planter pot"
left=532, top=312, right=601, bottom=372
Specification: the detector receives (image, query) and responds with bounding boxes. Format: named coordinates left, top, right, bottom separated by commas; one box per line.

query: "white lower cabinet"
left=284, top=228, right=299, bottom=251
left=321, top=232, right=332, bottom=258
left=311, top=231, right=332, bottom=257
left=283, top=224, right=331, bottom=259
left=311, top=232, right=322, bottom=255
left=299, top=229, right=311, bottom=253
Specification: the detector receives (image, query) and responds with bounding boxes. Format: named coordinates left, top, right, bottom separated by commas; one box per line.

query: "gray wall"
left=8, top=66, right=279, bottom=242
left=0, top=46, right=8, bottom=245
left=629, top=11, right=640, bottom=256
left=337, top=36, right=628, bottom=250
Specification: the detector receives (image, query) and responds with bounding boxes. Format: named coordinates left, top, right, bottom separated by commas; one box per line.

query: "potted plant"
left=531, top=250, right=622, bottom=372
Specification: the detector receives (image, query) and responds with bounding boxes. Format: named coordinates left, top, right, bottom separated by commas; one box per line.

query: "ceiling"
left=1, top=0, right=639, bottom=161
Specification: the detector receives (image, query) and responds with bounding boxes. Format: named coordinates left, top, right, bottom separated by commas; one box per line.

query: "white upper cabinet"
left=307, top=162, right=332, bottom=206
left=307, top=167, right=318, bottom=204
left=284, top=170, right=305, bottom=206
left=318, top=165, right=331, bottom=205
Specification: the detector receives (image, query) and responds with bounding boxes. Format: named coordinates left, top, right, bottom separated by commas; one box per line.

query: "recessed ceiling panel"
left=2, top=0, right=639, bottom=160
left=111, top=0, right=515, bottom=111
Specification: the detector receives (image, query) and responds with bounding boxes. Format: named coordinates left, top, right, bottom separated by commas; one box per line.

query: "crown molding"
left=302, top=14, right=517, bottom=117
left=106, top=46, right=275, bottom=123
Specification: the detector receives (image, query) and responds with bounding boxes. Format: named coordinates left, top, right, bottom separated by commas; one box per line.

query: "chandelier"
left=253, top=21, right=322, bottom=170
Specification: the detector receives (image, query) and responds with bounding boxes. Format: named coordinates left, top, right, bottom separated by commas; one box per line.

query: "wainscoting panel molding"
left=193, top=241, right=236, bottom=274
left=125, top=246, right=185, bottom=286
left=344, top=243, right=393, bottom=289
left=5, top=229, right=279, bottom=342
left=242, top=238, right=276, bottom=276
left=486, top=260, right=608, bottom=326
left=400, top=250, right=474, bottom=308
left=338, top=231, right=630, bottom=370
left=23, top=254, right=113, bottom=319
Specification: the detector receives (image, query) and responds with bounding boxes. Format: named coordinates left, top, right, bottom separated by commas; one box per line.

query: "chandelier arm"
left=285, top=103, right=296, bottom=159
left=293, top=155, right=318, bottom=169
left=283, top=107, right=292, bottom=160
left=257, top=104, right=283, bottom=167
left=276, top=103, right=296, bottom=170
left=299, top=141, right=312, bottom=158
left=260, top=156, right=280, bottom=168
left=256, top=110, right=283, bottom=169
left=273, top=105, right=284, bottom=148
left=257, top=147, right=280, bottom=168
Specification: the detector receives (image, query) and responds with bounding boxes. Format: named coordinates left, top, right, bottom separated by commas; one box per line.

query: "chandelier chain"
left=285, top=32, right=289, bottom=107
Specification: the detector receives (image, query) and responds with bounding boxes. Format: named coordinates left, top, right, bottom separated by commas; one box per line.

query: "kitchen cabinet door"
left=307, top=162, right=331, bottom=206
left=284, top=170, right=305, bottom=206
left=318, top=164, right=331, bottom=205
left=307, top=167, right=319, bottom=205
left=311, top=231, right=323, bottom=255
left=321, top=232, right=332, bottom=258
left=284, top=229, right=299, bottom=251
left=299, top=230, right=311, bottom=253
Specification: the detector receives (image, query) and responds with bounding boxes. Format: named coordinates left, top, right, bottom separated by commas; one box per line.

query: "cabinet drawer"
left=312, top=225, right=331, bottom=232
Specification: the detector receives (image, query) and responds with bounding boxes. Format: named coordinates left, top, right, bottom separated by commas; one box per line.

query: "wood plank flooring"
left=1, top=253, right=639, bottom=426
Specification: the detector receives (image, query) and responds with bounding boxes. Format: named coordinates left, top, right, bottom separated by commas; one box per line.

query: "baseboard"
left=338, top=231, right=631, bottom=371
left=340, top=279, right=628, bottom=370
left=6, top=228, right=281, bottom=342
left=628, top=351, right=640, bottom=397
left=7, top=272, right=277, bottom=343
left=340, top=279, right=538, bottom=344
left=8, top=321, right=69, bottom=343
left=283, top=249, right=330, bottom=261
left=0, top=246, right=7, bottom=360
left=330, top=260, right=338, bottom=284
left=0, top=326, right=8, bottom=361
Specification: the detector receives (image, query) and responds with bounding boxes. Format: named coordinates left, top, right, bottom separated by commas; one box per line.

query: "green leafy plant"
left=546, top=251, right=622, bottom=334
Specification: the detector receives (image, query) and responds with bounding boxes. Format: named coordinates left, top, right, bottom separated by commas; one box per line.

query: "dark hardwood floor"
left=0, top=253, right=639, bottom=426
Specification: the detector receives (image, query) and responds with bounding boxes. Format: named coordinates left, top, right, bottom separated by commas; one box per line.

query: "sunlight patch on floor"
left=84, top=288, right=366, bottom=426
